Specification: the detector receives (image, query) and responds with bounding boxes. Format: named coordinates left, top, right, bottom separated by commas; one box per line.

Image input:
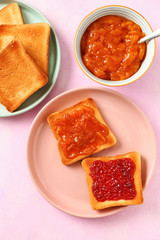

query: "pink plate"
left=26, top=87, right=157, bottom=218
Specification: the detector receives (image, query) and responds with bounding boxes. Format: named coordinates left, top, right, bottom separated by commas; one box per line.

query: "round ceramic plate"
left=27, top=87, right=157, bottom=218
left=0, top=0, right=61, bottom=117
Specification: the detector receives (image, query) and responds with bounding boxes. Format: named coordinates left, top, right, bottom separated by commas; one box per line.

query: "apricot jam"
left=81, top=15, right=146, bottom=81
left=90, top=158, right=136, bottom=201
left=53, top=107, right=109, bottom=159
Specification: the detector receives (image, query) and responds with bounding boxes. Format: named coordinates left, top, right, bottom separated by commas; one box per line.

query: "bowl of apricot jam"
left=74, top=6, right=156, bottom=86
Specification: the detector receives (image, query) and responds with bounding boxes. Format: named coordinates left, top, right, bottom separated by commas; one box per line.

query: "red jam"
left=90, top=158, right=136, bottom=202
left=52, top=106, right=109, bottom=159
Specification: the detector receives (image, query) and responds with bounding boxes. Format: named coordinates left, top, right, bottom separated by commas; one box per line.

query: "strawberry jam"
left=90, top=158, right=136, bottom=201
left=52, top=106, right=109, bottom=159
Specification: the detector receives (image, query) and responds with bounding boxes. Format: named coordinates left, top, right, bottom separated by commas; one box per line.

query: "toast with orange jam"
left=47, top=98, right=117, bottom=165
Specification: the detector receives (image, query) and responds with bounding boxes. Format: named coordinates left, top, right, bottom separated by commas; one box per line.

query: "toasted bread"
left=0, top=3, right=24, bottom=25
left=0, top=40, right=48, bottom=112
left=47, top=98, right=117, bottom=165
left=82, top=152, right=143, bottom=210
left=0, top=23, right=50, bottom=75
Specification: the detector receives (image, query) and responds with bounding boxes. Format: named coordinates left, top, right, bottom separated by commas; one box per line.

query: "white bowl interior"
left=75, top=6, right=155, bottom=86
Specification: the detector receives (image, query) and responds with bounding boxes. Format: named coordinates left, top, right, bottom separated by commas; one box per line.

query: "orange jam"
left=81, top=15, right=146, bottom=81
left=90, top=158, right=136, bottom=202
left=52, top=107, right=109, bottom=159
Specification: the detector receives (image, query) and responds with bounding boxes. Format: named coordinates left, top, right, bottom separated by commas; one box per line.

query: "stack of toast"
left=0, top=3, right=50, bottom=112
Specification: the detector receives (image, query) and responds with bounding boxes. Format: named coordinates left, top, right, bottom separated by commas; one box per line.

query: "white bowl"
left=74, top=5, right=156, bottom=87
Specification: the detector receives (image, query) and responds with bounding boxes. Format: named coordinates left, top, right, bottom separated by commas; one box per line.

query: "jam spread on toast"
left=90, top=158, right=136, bottom=201
left=53, top=106, right=109, bottom=159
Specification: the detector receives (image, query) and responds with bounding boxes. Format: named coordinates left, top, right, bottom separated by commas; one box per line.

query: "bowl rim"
left=74, top=5, right=156, bottom=87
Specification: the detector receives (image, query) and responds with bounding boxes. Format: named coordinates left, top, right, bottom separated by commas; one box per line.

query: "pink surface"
left=0, top=0, right=160, bottom=239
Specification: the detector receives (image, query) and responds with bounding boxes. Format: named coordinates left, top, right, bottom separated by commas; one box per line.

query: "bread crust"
left=0, top=40, right=48, bottom=112
left=0, top=3, right=24, bottom=25
left=0, top=23, right=50, bottom=75
left=82, top=152, right=143, bottom=210
left=47, top=98, right=117, bottom=165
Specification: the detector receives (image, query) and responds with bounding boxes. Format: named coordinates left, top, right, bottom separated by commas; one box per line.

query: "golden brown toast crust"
left=0, top=3, right=24, bottom=25
left=82, top=152, right=143, bottom=210
left=0, top=40, right=48, bottom=112
left=0, top=23, right=50, bottom=75
left=47, top=98, right=117, bottom=165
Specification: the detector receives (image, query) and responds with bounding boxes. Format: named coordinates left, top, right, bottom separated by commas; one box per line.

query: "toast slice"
left=0, top=40, right=48, bottom=112
left=82, top=152, right=143, bottom=210
left=47, top=98, right=117, bottom=165
left=0, top=3, right=24, bottom=25
left=0, top=23, right=50, bottom=75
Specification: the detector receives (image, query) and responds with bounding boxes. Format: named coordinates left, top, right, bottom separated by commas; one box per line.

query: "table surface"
left=0, top=0, right=160, bottom=239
